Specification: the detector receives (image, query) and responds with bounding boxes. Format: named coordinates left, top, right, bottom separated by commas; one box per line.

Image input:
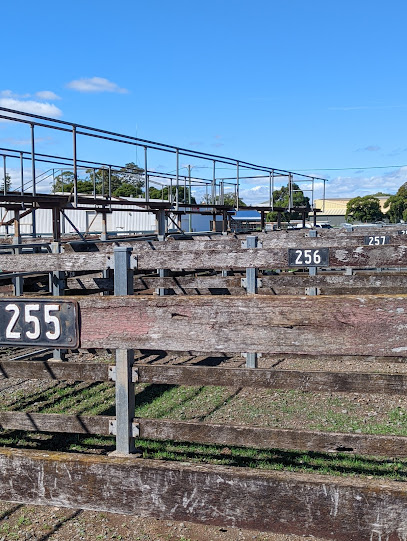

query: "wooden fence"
left=0, top=227, right=407, bottom=539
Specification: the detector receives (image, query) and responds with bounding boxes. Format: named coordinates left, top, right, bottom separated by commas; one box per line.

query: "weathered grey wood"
left=0, top=252, right=109, bottom=272
left=76, top=295, right=407, bottom=356
left=139, top=418, right=407, bottom=458
left=66, top=276, right=113, bottom=291
left=4, top=244, right=407, bottom=272
left=138, top=365, right=407, bottom=394
left=131, top=273, right=407, bottom=296
left=2, top=411, right=407, bottom=460
left=1, top=447, right=407, bottom=539
left=0, top=412, right=111, bottom=434
left=0, top=361, right=110, bottom=381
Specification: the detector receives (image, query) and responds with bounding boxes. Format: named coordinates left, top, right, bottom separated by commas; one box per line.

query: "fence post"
left=242, top=235, right=261, bottom=368
left=12, top=211, right=23, bottom=297
left=114, top=246, right=136, bottom=454
left=51, top=241, right=66, bottom=361
left=307, top=229, right=319, bottom=296
left=156, top=211, right=169, bottom=296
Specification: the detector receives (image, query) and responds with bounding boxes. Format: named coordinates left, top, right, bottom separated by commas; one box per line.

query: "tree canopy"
left=345, top=195, right=384, bottom=223
left=201, top=193, right=246, bottom=207
left=384, top=183, right=407, bottom=222
left=266, top=183, right=310, bottom=222
left=52, top=162, right=144, bottom=197
left=149, top=185, right=197, bottom=204
left=0, top=173, right=11, bottom=193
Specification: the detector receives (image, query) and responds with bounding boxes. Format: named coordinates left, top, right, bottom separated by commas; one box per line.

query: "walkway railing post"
left=114, top=246, right=136, bottom=454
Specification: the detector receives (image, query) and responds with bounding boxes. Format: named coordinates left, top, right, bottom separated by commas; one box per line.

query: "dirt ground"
left=0, top=501, right=328, bottom=541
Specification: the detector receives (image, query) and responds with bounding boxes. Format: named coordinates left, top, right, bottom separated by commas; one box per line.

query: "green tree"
left=52, top=162, right=145, bottom=197
left=200, top=193, right=246, bottom=206
left=150, top=185, right=197, bottom=204
left=0, top=173, right=11, bottom=193
left=266, top=183, right=310, bottom=222
left=345, top=195, right=384, bottom=223
left=384, top=183, right=407, bottom=222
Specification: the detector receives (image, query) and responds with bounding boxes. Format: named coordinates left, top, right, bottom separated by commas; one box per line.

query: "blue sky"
left=1, top=0, right=407, bottom=203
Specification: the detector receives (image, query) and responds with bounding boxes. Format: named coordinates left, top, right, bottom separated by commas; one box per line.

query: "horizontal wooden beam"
left=3, top=244, right=407, bottom=272
left=0, top=412, right=110, bottom=434
left=76, top=295, right=407, bottom=356
left=0, top=361, right=110, bottom=381
left=2, top=412, right=407, bottom=460
left=1, top=447, right=407, bottom=539
left=139, top=418, right=407, bottom=458
left=138, top=365, right=407, bottom=394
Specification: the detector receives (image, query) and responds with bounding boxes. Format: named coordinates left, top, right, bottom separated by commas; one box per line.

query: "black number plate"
left=0, top=300, right=79, bottom=348
left=364, top=235, right=390, bottom=245
left=288, top=248, right=329, bottom=267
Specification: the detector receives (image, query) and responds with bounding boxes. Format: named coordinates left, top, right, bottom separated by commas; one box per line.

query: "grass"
left=1, top=379, right=407, bottom=481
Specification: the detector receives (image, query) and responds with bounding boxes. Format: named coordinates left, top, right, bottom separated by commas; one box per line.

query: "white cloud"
left=0, top=97, right=62, bottom=119
left=66, top=77, right=128, bottom=94
left=35, top=90, right=61, bottom=101
left=0, top=90, right=31, bottom=99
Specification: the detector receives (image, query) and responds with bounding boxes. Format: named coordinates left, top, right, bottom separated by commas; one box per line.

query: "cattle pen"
left=1, top=108, right=407, bottom=540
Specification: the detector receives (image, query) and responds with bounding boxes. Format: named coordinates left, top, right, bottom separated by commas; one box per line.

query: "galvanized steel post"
left=242, top=235, right=260, bottom=368
left=114, top=246, right=135, bottom=454
left=51, top=241, right=66, bottom=361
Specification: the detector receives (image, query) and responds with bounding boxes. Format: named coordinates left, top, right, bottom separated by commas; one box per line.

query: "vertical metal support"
left=72, top=126, right=78, bottom=207
left=188, top=165, right=192, bottom=233
left=313, top=210, right=317, bottom=227
left=30, top=124, right=36, bottom=238
left=307, top=229, right=318, bottom=295
left=144, top=147, right=149, bottom=202
left=175, top=149, right=179, bottom=211
left=156, top=209, right=166, bottom=237
left=101, top=212, right=108, bottom=241
left=20, top=152, right=24, bottom=195
left=3, top=155, right=6, bottom=195
left=114, top=246, right=135, bottom=454
left=52, top=207, right=61, bottom=242
left=269, top=171, right=272, bottom=208
left=93, top=168, right=96, bottom=199
left=261, top=211, right=265, bottom=232
left=245, top=236, right=258, bottom=295
left=108, top=165, right=112, bottom=200
left=243, top=236, right=258, bottom=368
left=212, top=161, right=216, bottom=204
left=12, top=211, right=23, bottom=297
left=51, top=242, right=66, bottom=361
left=236, top=161, right=240, bottom=210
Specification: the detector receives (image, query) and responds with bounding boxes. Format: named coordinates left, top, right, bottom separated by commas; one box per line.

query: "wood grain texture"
left=138, top=418, right=407, bottom=458
left=0, top=361, right=110, bottom=381
left=75, top=294, right=407, bottom=356
left=0, top=412, right=110, bottom=434
left=1, top=447, right=407, bottom=539
left=3, top=243, right=407, bottom=272
left=138, top=365, right=407, bottom=394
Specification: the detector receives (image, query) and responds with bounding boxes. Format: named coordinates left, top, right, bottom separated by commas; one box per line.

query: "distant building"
left=312, top=197, right=390, bottom=226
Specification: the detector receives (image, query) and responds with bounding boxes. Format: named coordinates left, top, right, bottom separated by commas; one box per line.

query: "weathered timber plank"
left=2, top=411, right=407, bottom=460
left=139, top=418, right=407, bottom=458
left=66, top=276, right=113, bottom=291
left=3, top=244, right=407, bottom=271
left=138, top=365, right=407, bottom=394
left=0, top=361, right=110, bottom=381
left=0, top=252, right=109, bottom=272
left=76, top=295, right=407, bottom=356
left=136, top=274, right=407, bottom=296
left=1, top=448, right=407, bottom=539
left=0, top=412, right=111, bottom=434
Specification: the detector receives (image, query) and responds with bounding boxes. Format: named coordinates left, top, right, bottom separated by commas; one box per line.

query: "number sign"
left=0, top=300, right=79, bottom=347
left=288, top=248, right=329, bottom=267
left=364, top=236, right=390, bottom=245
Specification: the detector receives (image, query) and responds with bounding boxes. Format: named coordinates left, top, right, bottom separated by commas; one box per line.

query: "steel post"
left=51, top=241, right=66, bottom=361
left=243, top=236, right=259, bottom=368
left=30, top=124, right=36, bottom=237
left=3, top=155, right=6, bottom=195
left=73, top=126, right=78, bottom=207
left=114, top=246, right=135, bottom=454
left=12, top=212, right=23, bottom=297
